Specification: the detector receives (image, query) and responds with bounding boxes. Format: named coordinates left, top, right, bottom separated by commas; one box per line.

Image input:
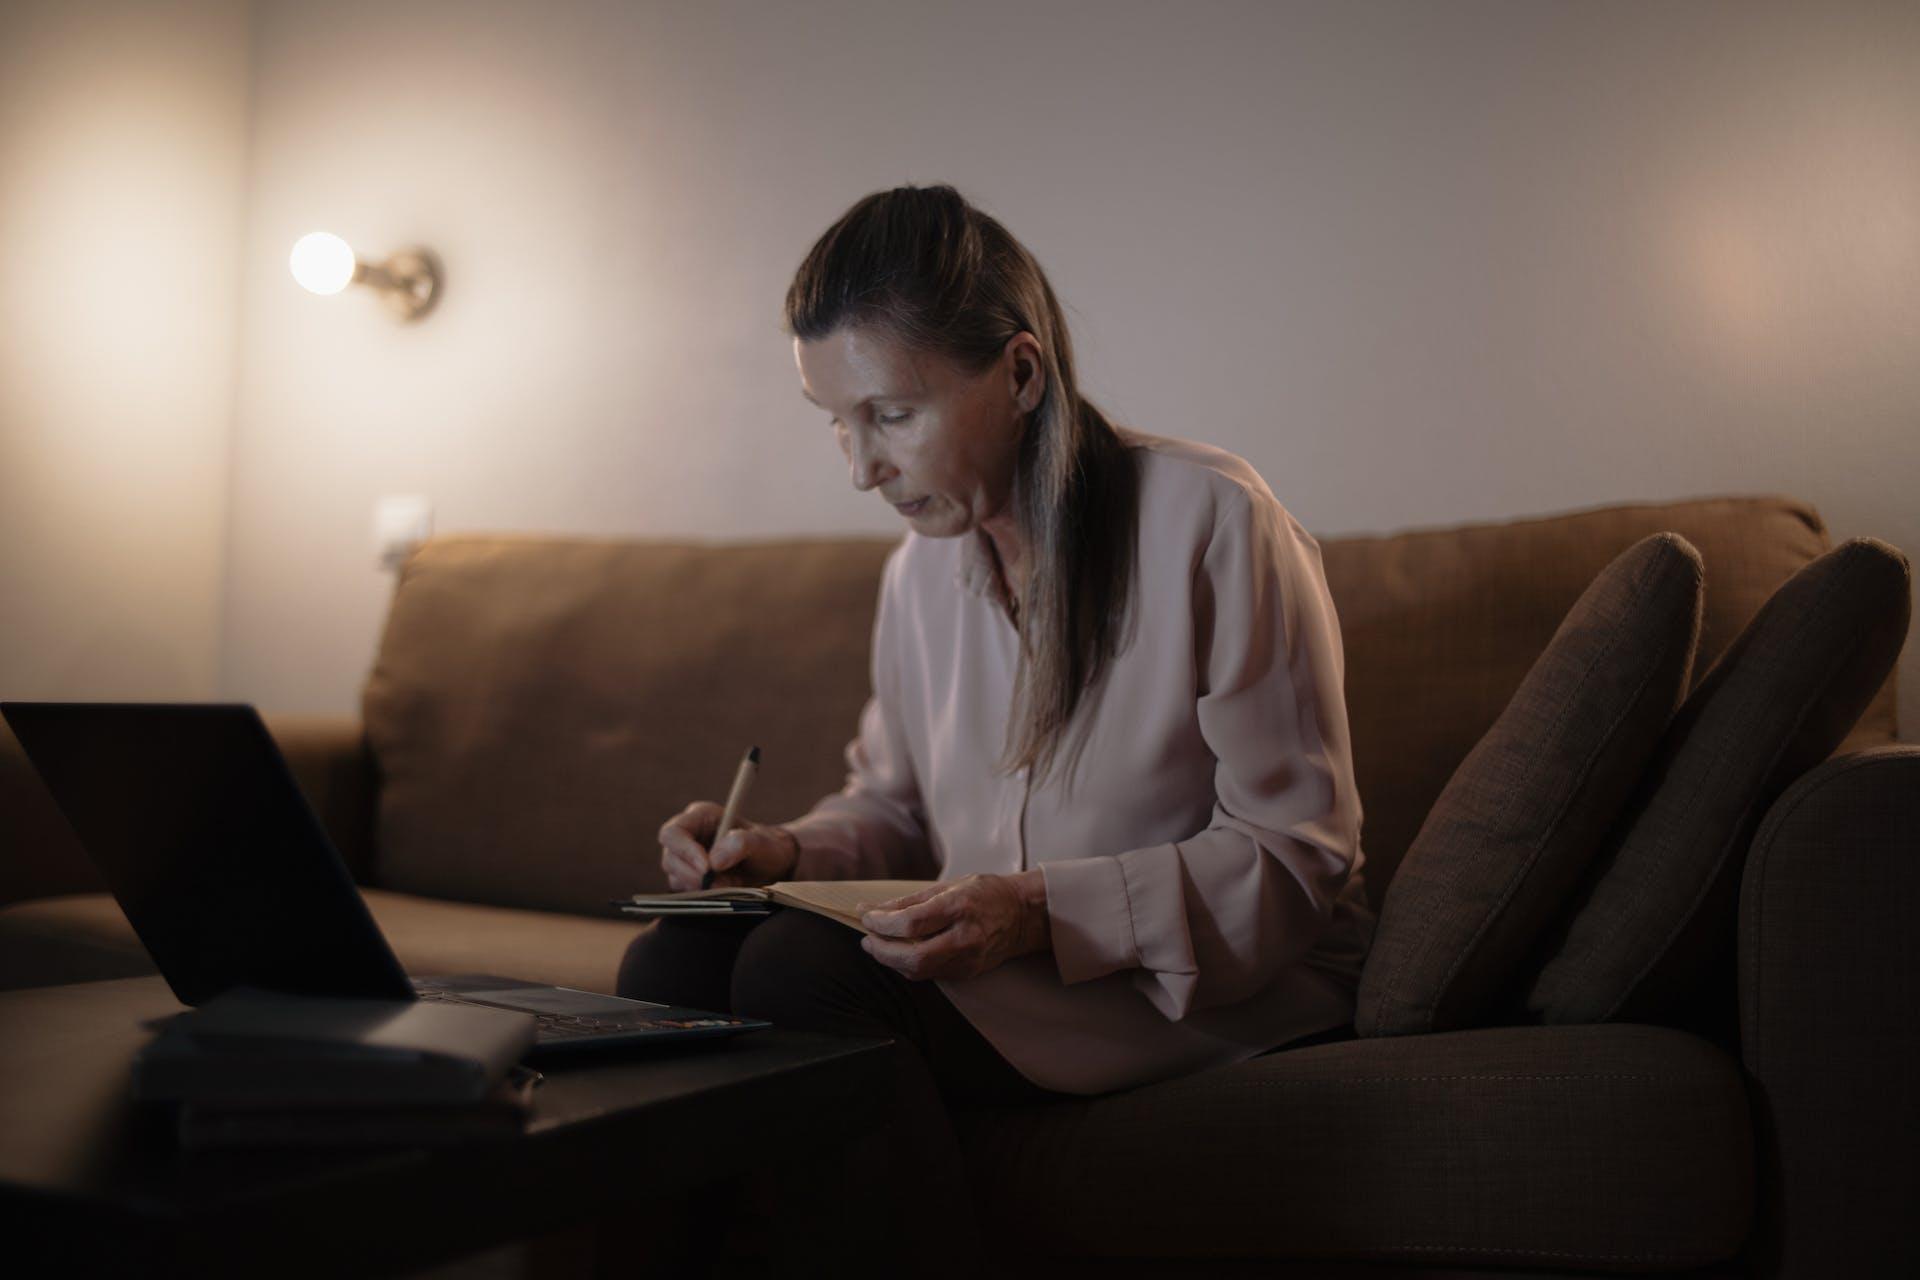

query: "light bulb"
left=289, top=231, right=357, bottom=295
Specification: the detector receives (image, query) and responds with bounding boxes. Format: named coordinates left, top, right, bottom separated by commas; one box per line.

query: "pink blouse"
left=784, top=427, right=1376, bottom=1096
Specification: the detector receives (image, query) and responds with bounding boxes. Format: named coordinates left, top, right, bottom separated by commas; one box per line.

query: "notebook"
left=613, top=880, right=939, bottom=933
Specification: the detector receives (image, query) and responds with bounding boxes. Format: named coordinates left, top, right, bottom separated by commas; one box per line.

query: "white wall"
left=214, top=0, right=1917, bottom=730
left=0, top=0, right=249, bottom=700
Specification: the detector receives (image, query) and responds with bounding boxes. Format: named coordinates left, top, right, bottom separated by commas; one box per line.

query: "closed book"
left=176, top=1065, right=543, bottom=1150
left=615, top=879, right=936, bottom=933
left=133, top=986, right=537, bottom=1107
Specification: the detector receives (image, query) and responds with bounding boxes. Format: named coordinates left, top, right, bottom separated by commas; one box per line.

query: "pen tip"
left=748, top=745, right=760, bottom=763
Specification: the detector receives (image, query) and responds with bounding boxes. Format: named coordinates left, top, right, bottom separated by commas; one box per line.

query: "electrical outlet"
left=373, top=495, right=433, bottom=572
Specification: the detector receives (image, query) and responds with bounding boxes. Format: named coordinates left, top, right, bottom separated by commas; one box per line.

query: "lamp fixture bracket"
left=354, top=247, right=441, bottom=321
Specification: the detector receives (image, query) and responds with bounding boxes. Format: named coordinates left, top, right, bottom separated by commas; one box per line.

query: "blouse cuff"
left=1042, top=855, right=1143, bottom=985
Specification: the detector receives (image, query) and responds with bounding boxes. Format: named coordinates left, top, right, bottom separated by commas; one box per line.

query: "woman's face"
left=794, top=324, right=1042, bottom=539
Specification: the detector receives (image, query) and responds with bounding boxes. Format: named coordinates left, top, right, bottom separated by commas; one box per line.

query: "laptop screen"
left=1, top=702, right=414, bottom=1006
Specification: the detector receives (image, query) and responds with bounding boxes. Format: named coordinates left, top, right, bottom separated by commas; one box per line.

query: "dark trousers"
left=615, top=909, right=1065, bottom=1277
left=614, top=910, right=1359, bottom=1276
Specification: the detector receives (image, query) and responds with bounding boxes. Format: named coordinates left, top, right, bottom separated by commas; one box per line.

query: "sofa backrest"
left=362, top=536, right=897, bottom=916
left=1324, top=493, right=1895, bottom=906
left=361, top=495, right=1898, bottom=917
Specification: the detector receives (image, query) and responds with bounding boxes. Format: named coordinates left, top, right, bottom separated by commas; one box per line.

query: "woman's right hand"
left=658, top=801, right=802, bottom=892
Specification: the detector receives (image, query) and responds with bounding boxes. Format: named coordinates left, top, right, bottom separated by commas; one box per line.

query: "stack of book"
left=133, top=986, right=542, bottom=1151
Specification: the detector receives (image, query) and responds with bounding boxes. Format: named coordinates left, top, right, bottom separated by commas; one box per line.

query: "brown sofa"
left=2, top=493, right=1912, bottom=1278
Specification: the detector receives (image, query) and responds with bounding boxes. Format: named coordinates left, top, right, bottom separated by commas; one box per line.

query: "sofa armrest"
left=263, top=715, right=379, bottom=886
left=1738, top=743, right=1918, bottom=1278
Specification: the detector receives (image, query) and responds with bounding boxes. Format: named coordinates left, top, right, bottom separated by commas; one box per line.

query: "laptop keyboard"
left=413, top=987, right=746, bottom=1037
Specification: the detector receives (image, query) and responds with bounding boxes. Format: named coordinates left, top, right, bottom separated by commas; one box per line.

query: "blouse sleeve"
left=783, top=544, right=939, bottom=882
left=1039, top=486, right=1365, bottom=1022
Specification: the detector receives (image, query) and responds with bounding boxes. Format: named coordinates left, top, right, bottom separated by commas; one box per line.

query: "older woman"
left=616, top=184, right=1375, bottom=1272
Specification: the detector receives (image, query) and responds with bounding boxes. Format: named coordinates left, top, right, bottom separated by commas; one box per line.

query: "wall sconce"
left=289, top=231, right=441, bottom=321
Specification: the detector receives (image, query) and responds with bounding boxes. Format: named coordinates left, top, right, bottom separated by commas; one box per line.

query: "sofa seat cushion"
left=0, top=890, right=643, bottom=997
left=956, top=1023, right=1752, bottom=1272
left=356, top=889, right=642, bottom=993
left=0, top=893, right=156, bottom=991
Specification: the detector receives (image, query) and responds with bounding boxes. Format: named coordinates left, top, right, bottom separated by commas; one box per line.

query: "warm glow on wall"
left=288, top=231, right=441, bottom=320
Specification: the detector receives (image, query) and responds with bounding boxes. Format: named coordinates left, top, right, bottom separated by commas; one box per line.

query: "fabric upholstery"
left=1524, top=538, right=1912, bottom=1039
left=995, top=1261, right=1753, bottom=1279
left=957, top=1022, right=1752, bottom=1270
left=265, top=715, right=381, bottom=886
left=1355, top=533, right=1704, bottom=1037
left=1738, top=744, right=1920, bottom=1277
left=349, top=497, right=1898, bottom=927
left=358, top=888, right=641, bottom=993
left=1321, top=494, right=1898, bottom=914
left=0, top=893, right=155, bottom=991
left=362, top=535, right=897, bottom=915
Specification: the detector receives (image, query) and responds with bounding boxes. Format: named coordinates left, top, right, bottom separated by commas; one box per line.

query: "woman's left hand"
left=857, top=871, right=1049, bottom=981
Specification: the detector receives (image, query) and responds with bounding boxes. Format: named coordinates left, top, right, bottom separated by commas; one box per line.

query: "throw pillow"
left=1355, top=532, right=1705, bottom=1038
left=1521, top=536, right=1911, bottom=1036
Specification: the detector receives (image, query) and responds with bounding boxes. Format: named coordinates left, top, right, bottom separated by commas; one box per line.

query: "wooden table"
left=0, top=975, right=895, bottom=1278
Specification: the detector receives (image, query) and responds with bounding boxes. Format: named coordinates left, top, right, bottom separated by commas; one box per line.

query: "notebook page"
left=769, top=880, right=939, bottom=931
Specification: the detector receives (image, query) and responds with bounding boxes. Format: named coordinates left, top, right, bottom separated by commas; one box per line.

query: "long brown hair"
left=783, top=183, right=1140, bottom=795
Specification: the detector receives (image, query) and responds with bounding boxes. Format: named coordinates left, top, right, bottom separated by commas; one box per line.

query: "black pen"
left=701, top=746, right=760, bottom=890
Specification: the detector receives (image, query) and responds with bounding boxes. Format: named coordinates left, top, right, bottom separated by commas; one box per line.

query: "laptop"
left=0, top=701, right=771, bottom=1059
